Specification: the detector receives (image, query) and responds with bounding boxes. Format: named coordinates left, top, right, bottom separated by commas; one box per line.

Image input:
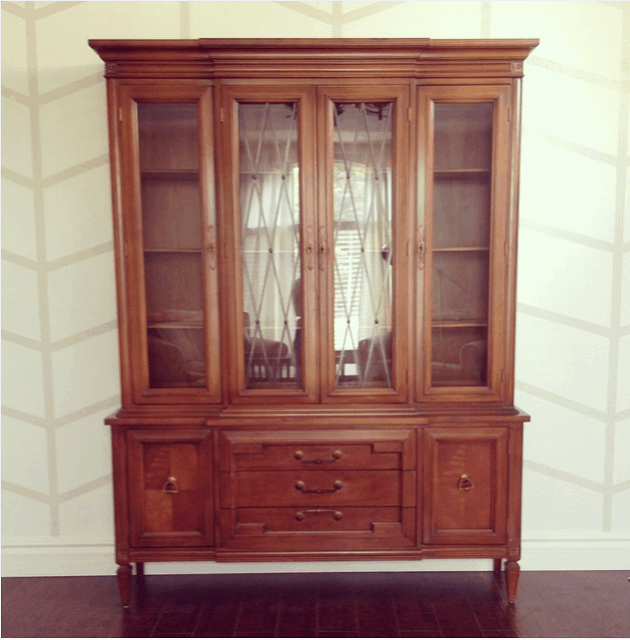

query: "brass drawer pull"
left=294, top=449, right=343, bottom=464
left=295, top=479, right=343, bottom=494
left=162, top=476, right=179, bottom=494
left=296, top=509, right=343, bottom=521
left=458, top=474, right=475, bottom=491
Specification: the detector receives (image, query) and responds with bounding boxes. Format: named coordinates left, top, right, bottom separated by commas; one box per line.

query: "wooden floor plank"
left=1, top=571, right=628, bottom=638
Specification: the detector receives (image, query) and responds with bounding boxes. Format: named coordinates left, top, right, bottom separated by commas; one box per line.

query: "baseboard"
left=2, top=532, right=629, bottom=577
left=520, top=530, right=630, bottom=571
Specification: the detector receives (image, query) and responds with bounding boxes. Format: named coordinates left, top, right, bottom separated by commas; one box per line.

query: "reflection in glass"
left=138, top=103, right=206, bottom=388
left=239, top=103, right=302, bottom=389
left=430, top=103, right=493, bottom=387
left=333, top=102, right=393, bottom=388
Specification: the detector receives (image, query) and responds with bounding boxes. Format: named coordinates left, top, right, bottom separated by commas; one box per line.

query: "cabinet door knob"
left=458, top=474, right=475, bottom=491
left=162, top=476, right=179, bottom=494
left=295, top=479, right=343, bottom=494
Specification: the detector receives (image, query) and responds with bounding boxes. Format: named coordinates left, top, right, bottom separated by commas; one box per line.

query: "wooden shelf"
left=142, top=169, right=199, bottom=180
left=147, top=322, right=203, bottom=329
left=431, top=320, right=488, bottom=329
left=432, top=247, right=489, bottom=253
left=434, top=169, right=490, bottom=179
left=144, top=248, right=202, bottom=254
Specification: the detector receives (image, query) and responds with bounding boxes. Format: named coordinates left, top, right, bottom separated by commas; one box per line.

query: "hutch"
left=89, top=38, right=537, bottom=607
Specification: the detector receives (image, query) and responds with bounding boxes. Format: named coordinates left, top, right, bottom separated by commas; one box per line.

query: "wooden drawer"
left=220, top=507, right=416, bottom=550
left=218, top=430, right=416, bottom=471
left=220, top=469, right=415, bottom=508
left=218, top=429, right=417, bottom=550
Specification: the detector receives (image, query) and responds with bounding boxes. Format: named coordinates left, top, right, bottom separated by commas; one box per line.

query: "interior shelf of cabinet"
left=434, top=169, right=490, bottom=179
left=143, top=248, right=202, bottom=253
left=147, top=322, right=203, bottom=329
left=432, top=247, right=489, bottom=253
left=431, top=320, right=488, bottom=328
left=141, top=169, right=199, bottom=180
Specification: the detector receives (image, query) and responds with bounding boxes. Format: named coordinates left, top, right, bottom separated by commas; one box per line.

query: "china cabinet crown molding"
left=90, top=37, right=537, bottom=608
left=89, top=38, right=537, bottom=78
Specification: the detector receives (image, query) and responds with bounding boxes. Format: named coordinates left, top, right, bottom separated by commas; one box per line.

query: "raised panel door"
left=423, top=427, right=508, bottom=545
left=127, top=430, right=213, bottom=548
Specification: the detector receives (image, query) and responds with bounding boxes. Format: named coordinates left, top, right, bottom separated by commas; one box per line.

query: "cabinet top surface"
left=90, top=37, right=539, bottom=54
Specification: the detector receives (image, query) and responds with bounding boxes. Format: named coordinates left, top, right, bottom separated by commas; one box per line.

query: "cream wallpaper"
left=2, top=0, right=629, bottom=576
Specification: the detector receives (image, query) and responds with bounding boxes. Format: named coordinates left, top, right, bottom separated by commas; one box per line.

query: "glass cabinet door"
left=222, top=87, right=318, bottom=403
left=320, top=86, right=410, bottom=403
left=418, top=86, right=511, bottom=402
left=120, top=86, right=221, bottom=404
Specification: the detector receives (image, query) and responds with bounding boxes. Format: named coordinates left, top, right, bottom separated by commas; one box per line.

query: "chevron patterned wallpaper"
left=2, top=1, right=629, bottom=576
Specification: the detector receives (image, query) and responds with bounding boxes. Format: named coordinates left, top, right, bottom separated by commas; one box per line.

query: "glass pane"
left=332, top=102, right=393, bottom=388
left=433, top=175, right=490, bottom=249
left=434, top=103, right=492, bottom=171
left=144, top=253, right=205, bottom=388
left=138, top=103, right=206, bottom=389
left=431, top=327, right=487, bottom=387
left=239, top=103, right=301, bottom=389
left=432, top=252, right=489, bottom=323
left=430, top=103, right=493, bottom=388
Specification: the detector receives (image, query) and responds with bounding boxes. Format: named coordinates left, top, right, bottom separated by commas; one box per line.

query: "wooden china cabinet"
left=90, top=38, right=537, bottom=607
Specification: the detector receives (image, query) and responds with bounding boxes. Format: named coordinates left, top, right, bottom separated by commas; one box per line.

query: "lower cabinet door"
left=128, top=430, right=213, bottom=548
left=423, top=427, right=508, bottom=545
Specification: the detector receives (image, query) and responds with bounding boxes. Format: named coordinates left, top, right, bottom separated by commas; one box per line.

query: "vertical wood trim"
left=417, top=88, right=433, bottom=399
left=487, top=86, right=511, bottom=402
left=299, top=86, right=320, bottom=404
left=126, top=430, right=144, bottom=548
left=197, top=86, right=222, bottom=404
left=507, top=423, right=524, bottom=560
left=106, top=79, right=133, bottom=409
left=221, top=88, right=246, bottom=401
left=111, top=425, right=131, bottom=564
left=505, top=79, right=522, bottom=406
left=317, top=86, right=335, bottom=400
left=118, top=87, right=147, bottom=404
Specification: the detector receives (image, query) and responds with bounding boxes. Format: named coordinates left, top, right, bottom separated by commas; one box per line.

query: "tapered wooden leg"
left=505, top=561, right=520, bottom=604
left=493, top=559, right=502, bottom=573
left=136, top=562, right=144, bottom=576
left=117, top=564, right=132, bottom=608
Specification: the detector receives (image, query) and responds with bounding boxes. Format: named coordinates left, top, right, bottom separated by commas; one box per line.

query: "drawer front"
left=221, top=507, right=416, bottom=550
left=423, top=427, right=507, bottom=545
left=221, top=469, right=413, bottom=508
left=219, top=429, right=417, bottom=550
left=218, top=430, right=416, bottom=471
left=128, top=430, right=213, bottom=548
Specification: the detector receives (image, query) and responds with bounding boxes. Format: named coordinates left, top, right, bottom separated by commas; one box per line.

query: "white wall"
left=2, top=0, right=629, bottom=576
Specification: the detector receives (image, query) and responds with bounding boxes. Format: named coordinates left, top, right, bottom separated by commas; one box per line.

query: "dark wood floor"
left=2, top=570, right=629, bottom=638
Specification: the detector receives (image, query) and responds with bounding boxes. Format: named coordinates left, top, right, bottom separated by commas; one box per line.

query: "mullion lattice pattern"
left=333, top=102, right=393, bottom=388
left=239, top=103, right=301, bottom=388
